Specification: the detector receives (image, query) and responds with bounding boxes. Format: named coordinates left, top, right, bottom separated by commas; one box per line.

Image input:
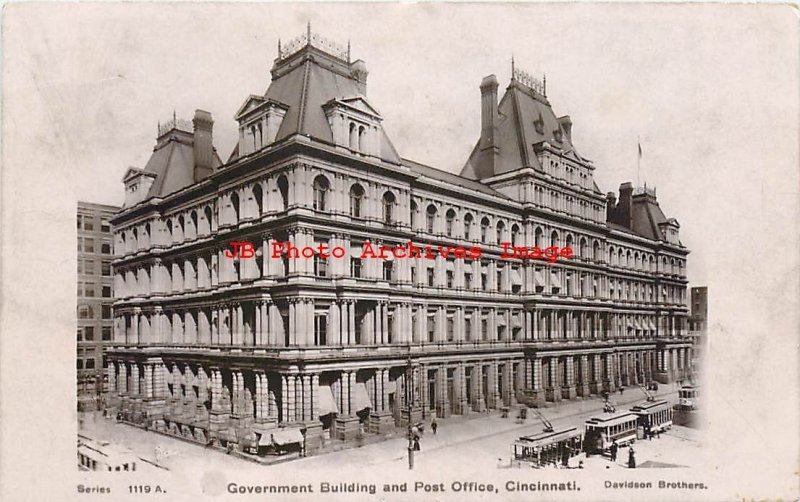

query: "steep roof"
left=461, top=79, right=585, bottom=180
left=232, top=44, right=401, bottom=164
left=142, top=130, right=222, bottom=199
left=631, top=194, right=669, bottom=241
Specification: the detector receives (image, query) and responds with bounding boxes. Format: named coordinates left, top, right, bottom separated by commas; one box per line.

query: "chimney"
left=349, top=60, right=369, bottom=95
left=193, top=109, right=214, bottom=182
left=558, top=115, right=572, bottom=142
left=616, top=182, right=634, bottom=228
left=476, top=74, right=499, bottom=178
left=606, top=192, right=617, bottom=222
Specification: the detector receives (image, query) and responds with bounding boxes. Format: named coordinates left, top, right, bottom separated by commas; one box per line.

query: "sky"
left=2, top=4, right=799, bottom=499
left=6, top=2, right=794, bottom=289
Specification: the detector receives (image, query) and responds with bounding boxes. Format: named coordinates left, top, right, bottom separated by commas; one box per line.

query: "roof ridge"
left=510, top=87, right=530, bottom=168
left=296, top=60, right=312, bottom=133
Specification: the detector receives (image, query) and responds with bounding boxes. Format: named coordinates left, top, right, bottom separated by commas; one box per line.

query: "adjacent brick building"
left=78, top=201, right=120, bottom=410
left=105, top=30, right=693, bottom=452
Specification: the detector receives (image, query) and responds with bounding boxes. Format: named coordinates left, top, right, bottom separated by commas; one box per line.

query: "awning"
left=551, top=272, right=562, bottom=289
left=534, top=271, right=546, bottom=288
left=318, top=385, right=338, bottom=416
left=268, top=428, right=304, bottom=446
left=511, top=268, right=522, bottom=286
left=354, top=382, right=372, bottom=411
left=496, top=313, right=507, bottom=327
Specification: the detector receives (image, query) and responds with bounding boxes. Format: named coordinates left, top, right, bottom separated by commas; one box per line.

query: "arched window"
left=312, top=176, right=330, bottom=211
left=410, top=201, right=418, bottom=229
left=626, top=250, right=632, bottom=269
left=253, top=184, right=263, bottom=215
left=480, top=217, right=490, bottom=243
left=496, top=221, right=505, bottom=245
left=618, top=249, right=625, bottom=267
left=277, top=175, right=289, bottom=211
left=535, top=227, right=543, bottom=248
left=230, top=193, right=240, bottom=223
left=349, top=123, right=357, bottom=150
left=550, top=230, right=559, bottom=248
left=445, top=209, right=456, bottom=237
left=383, top=191, right=396, bottom=224
left=190, top=211, right=198, bottom=234
left=579, top=237, right=587, bottom=258
left=178, top=215, right=185, bottom=239
left=358, top=125, right=366, bottom=152
left=204, top=206, right=213, bottom=234
left=463, top=213, right=474, bottom=240
left=349, top=184, right=364, bottom=218
left=565, top=234, right=574, bottom=251
left=593, top=240, right=600, bottom=262
left=511, top=224, right=520, bottom=246
left=426, top=205, right=437, bottom=234
left=608, top=246, right=615, bottom=265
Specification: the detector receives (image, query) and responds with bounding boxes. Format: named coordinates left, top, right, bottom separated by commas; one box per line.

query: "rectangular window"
left=102, top=304, right=112, bottom=319
left=481, top=273, right=487, bottom=291
left=77, top=329, right=82, bottom=341
left=427, top=268, right=434, bottom=287
left=314, top=315, right=327, bottom=346
left=446, top=270, right=454, bottom=289
left=465, top=272, right=472, bottom=290
left=77, top=216, right=82, bottom=229
left=314, top=255, right=327, bottom=277
left=350, top=258, right=361, bottom=278
left=102, top=286, right=111, bottom=297
left=101, top=219, right=110, bottom=232
left=84, top=260, right=94, bottom=274
left=447, top=317, right=454, bottom=341
left=84, top=238, right=95, bottom=253
left=496, top=271, right=502, bottom=291
left=85, top=359, right=95, bottom=369
left=84, top=285, right=95, bottom=297
left=383, top=262, right=393, bottom=282
left=101, top=261, right=111, bottom=276
left=84, top=326, right=94, bottom=341
left=427, top=316, right=435, bottom=342
left=465, top=318, right=472, bottom=339
left=102, top=327, right=111, bottom=341
left=101, top=243, right=112, bottom=254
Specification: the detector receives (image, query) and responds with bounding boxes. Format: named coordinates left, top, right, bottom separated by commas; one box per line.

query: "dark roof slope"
left=461, top=80, right=585, bottom=180
left=142, top=131, right=222, bottom=199
left=403, top=158, right=509, bottom=199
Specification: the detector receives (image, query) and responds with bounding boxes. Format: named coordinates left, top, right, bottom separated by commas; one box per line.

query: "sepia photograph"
left=2, top=3, right=798, bottom=501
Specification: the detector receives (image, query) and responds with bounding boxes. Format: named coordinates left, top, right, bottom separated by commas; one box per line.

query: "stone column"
left=563, top=357, right=577, bottom=400
left=578, top=355, right=590, bottom=397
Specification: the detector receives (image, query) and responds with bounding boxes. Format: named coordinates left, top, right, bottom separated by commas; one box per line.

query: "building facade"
left=106, top=30, right=693, bottom=452
left=688, top=286, right=708, bottom=373
left=78, top=201, right=120, bottom=410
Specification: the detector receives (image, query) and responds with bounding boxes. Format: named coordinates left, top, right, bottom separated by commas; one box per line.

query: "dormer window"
left=324, top=96, right=383, bottom=157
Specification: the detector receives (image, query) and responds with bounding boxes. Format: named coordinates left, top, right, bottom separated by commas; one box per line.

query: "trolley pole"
left=406, top=344, right=414, bottom=470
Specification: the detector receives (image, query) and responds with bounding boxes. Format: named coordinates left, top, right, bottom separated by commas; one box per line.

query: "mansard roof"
left=237, top=44, right=401, bottom=164
left=402, top=158, right=509, bottom=199
left=461, top=78, right=586, bottom=179
left=141, top=133, right=222, bottom=199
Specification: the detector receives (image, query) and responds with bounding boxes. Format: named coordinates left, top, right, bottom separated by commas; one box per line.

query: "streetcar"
left=77, top=437, right=138, bottom=472
left=676, top=384, right=699, bottom=410
left=583, top=411, right=639, bottom=454
left=630, top=399, right=673, bottom=437
left=512, top=427, right=583, bottom=468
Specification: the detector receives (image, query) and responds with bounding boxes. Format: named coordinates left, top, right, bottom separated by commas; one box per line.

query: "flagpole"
left=637, top=136, right=641, bottom=187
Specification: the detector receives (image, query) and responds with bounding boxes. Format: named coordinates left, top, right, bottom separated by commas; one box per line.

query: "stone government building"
left=106, top=29, right=693, bottom=452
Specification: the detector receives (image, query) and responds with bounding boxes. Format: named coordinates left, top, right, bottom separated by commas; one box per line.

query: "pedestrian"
left=431, top=419, right=438, bottom=435
left=561, top=447, right=570, bottom=468
left=414, top=436, right=421, bottom=451
left=656, top=429, right=661, bottom=439
left=628, top=446, right=636, bottom=469
left=609, top=440, right=618, bottom=462
left=619, top=386, right=624, bottom=395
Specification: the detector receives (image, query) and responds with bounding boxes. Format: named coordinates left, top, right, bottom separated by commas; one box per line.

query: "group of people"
left=609, top=440, right=637, bottom=468
left=409, top=418, right=438, bottom=452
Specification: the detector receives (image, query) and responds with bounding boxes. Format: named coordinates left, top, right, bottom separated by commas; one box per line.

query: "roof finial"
left=278, top=38, right=282, bottom=55
left=543, top=73, right=547, bottom=96
left=347, top=39, right=351, bottom=62
left=173, top=109, right=176, bottom=123
left=511, top=54, right=515, bottom=77
left=306, top=20, right=311, bottom=42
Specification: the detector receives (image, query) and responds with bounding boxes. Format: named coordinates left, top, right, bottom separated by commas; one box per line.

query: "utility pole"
left=406, top=344, right=414, bottom=470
